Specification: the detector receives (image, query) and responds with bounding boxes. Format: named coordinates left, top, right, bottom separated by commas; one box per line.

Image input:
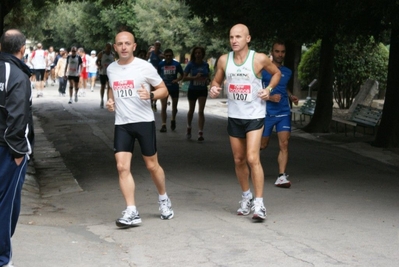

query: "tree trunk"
left=285, top=40, right=302, bottom=97
left=303, top=31, right=335, bottom=133
left=1, top=1, right=21, bottom=34
left=1, top=2, right=6, bottom=34
left=179, top=51, right=186, bottom=64
left=373, top=26, right=399, bottom=147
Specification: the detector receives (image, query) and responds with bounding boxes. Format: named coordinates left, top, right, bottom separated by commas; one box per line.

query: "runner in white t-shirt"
left=106, top=30, right=174, bottom=228
left=210, top=24, right=281, bottom=222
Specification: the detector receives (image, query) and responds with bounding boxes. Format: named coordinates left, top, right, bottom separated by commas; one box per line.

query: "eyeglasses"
left=164, top=54, right=173, bottom=57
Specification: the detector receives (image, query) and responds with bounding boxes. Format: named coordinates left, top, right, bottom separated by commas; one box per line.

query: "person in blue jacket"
left=0, top=29, right=33, bottom=267
left=261, top=40, right=299, bottom=188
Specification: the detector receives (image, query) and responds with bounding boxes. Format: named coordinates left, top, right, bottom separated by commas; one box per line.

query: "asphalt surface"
left=11, top=83, right=399, bottom=267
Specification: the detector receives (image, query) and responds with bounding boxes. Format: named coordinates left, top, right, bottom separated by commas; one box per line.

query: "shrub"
left=298, top=38, right=389, bottom=108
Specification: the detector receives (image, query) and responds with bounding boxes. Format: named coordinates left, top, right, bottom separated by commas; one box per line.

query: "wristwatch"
left=150, top=93, right=154, bottom=100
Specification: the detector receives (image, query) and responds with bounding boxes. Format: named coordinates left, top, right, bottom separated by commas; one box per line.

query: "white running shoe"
left=116, top=209, right=142, bottom=228
left=251, top=200, right=267, bottom=221
left=159, top=198, right=174, bottom=220
left=237, top=193, right=253, bottom=216
left=275, top=174, right=291, bottom=188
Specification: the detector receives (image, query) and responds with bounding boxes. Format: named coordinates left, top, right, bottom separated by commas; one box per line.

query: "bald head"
left=115, top=31, right=135, bottom=44
left=229, top=24, right=251, bottom=52
left=0, top=29, right=26, bottom=56
left=230, top=24, right=250, bottom=36
left=114, top=31, right=137, bottom=63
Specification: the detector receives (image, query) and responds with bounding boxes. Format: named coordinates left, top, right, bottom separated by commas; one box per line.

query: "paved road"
left=12, top=84, right=399, bottom=267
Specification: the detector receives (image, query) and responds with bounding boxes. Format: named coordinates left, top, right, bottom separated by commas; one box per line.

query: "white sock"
left=243, top=190, right=252, bottom=198
left=159, top=193, right=168, bottom=201
left=255, top=197, right=263, bottom=204
left=127, top=205, right=136, bottom=212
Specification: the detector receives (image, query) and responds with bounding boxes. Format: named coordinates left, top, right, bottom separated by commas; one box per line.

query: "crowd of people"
left=25, top=43, right=110, bottom=107
left=1, top=23, right=301, bottom=266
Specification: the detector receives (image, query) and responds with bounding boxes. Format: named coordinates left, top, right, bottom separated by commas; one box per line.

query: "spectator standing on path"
left=261, top=40, right=299, bottom=189
left=106, top=30, right=174, bottom=228
left=54, top=48, right=68, bottom=96
left=0, top=29, right=33, bottom=267
left=97, top=43, right=115, bottom=108
left=209, top=24, right=281, bottom=221
left=158, top=49, right=184, bottom=132
left=47, top=46, right=56, bottom=86
left=64, top=46, right=83, bottom=104
left=78, top=47, right=89, bottom=97
left=182, top=46, right=210, bottom=141
left=88, top=50, right=98, bottom=92
left=146, top=41, right=164, bottom=111
left=29, top=42, right=47, bottom=97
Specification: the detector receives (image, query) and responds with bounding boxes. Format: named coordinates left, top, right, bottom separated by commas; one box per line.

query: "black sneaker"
left=171, top=120, right=176, bottom=131
left=116, top=209, right=142, bottom=228
left=197, top=132, right=204, bottom=142
left=186, top=127, right=192, bottom=139
left=160, top=125, right=167, bottom=132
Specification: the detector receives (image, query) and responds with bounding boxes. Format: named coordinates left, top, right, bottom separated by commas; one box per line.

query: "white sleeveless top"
left=31, top=49, right=47, bottom=69
left=225, top=50, right=265, bottom=119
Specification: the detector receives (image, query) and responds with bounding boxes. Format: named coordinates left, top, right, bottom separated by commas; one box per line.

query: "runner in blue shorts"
left=157, top=49, right=183, bottom=132
left=261, top=40, right=299, bottom=188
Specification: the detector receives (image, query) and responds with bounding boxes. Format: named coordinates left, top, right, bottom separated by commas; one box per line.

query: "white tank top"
left=225, top=50, right=265, bottom=119
left=31, top=49, right=47, bottom=69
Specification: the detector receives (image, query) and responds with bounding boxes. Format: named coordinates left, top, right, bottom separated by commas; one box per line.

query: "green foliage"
left=298, top=38, right=389, bottom=108
left=134, top=0, right=225, bottom=58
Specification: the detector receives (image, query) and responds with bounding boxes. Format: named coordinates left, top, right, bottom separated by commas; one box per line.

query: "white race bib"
left=113, top=80, right=138, bottom=99
left=228, top=83, right=253, bottom=102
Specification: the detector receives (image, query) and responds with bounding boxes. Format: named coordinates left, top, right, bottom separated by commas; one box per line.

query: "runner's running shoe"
left=275, top=174, right=291, bottom=188
left=160, top=125, right=167, bottom=132
left=251, top=200, right=267, bottom=221
left=171, top=120, right=176, bottom=131
left=116, top=209, right=142, bottom=228
left=237, top=194, right=253, bottom=216
left=159, top=198, right=174, bottom=220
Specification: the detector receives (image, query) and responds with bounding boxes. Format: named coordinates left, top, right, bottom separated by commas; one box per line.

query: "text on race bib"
left=164, top=66, right=176, bottom=75
left=228, top=83, right=253, bottom=102
left=113, top=80, right=138, bottom=98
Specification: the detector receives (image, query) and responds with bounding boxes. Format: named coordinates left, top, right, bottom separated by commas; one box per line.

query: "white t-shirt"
left=88, top=56, right=98, bottom=73
left=225, top=50, right=265, bottom=119
left=107, top=57, right=163, bottom=125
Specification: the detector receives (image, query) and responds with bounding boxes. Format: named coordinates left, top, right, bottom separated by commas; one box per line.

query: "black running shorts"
left=227, top=117, right=265, bottom=138
left=114, top=121, right=157, bottom=156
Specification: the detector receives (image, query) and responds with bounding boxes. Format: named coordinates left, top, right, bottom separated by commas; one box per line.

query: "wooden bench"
left=291, top=98, right=316, bottom=124
left=331, top=104, right=382, bottom=136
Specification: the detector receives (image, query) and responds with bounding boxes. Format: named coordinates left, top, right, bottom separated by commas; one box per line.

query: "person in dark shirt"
left=0, top=29, right=33, bottom=267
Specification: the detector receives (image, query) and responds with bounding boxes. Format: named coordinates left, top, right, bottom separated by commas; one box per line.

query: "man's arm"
left=256, top=53, right=281, bottom=90
left=64, top=56, right=69, bottom=76
left=96, top=52, right=103, bottom=68
left=5, top=76, right=31, bottom=160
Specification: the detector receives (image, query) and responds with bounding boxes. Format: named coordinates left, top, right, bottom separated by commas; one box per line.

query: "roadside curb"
left=21, top=116, right=83, bottom=215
